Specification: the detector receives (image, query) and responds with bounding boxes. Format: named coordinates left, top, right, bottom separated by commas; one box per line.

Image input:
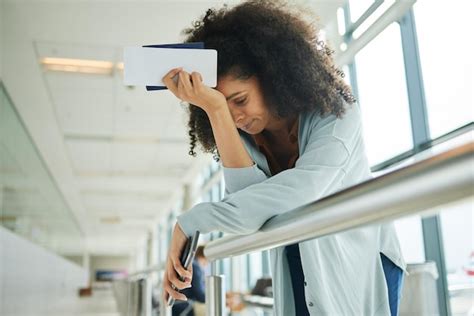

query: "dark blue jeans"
left=381, top=253, right=404, bottom=316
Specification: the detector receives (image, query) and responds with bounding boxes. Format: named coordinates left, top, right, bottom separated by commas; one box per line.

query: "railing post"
left=206, top=261, right=225, bottom=316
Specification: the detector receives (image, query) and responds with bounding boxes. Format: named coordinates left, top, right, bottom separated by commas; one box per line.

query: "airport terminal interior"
left=0, top=0, right=473, bottom=315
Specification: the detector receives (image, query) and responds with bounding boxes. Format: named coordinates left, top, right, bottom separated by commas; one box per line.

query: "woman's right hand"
left=162, top=68, right=228, bottom=115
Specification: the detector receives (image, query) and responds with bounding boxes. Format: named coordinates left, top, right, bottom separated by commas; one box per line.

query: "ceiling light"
left=100, top=216, right=122, bottom=224
left=40, top=57, right=115, bottom=75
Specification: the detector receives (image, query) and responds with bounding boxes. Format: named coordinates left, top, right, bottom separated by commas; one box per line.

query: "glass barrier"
left=0, top=82, right=84, bottom=261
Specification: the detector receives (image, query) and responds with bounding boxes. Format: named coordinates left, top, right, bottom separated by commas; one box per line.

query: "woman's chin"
left=241, top=126, right=263, bottom=135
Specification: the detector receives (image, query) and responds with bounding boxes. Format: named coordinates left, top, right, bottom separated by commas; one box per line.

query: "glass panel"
left=248, top=251, right=263, bottom=289
left=349, top=0, right=375, bottom=23
left=440, top=198, right=474, bottom=315
left=355, top=23, right=413, bottom=165
left=394, top=215, right=425, bottom=263
left=0, top=84, right=83, bottom=259
left=414, top=0, right=474, bottom=138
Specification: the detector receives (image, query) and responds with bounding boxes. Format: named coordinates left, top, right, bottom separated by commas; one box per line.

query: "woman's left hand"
left=162, top=224, right=193, bottom=304
left=162, top=68, right=228, bottom=115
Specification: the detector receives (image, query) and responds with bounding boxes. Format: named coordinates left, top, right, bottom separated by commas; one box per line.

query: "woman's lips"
left=240, top=120, right=253, bottom=131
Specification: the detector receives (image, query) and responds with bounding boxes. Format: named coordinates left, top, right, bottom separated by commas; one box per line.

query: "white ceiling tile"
left=82, top=190, right=171, bottom=215
left=35, top=41, right=118, bottom=62
left=45, top=73, right=115, bottom=135
left=66, top=139, right=112, bottom=172
left=77, top=175, right=181, bottom=192
left=111, top=142, right=158, bottom=172
left=45, top=69, right=115, bottom=91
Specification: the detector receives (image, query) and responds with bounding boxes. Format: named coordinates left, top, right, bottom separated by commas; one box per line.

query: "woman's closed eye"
left=234, top=97, right=247, bottom=106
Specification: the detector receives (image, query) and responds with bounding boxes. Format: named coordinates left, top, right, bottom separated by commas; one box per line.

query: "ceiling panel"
left=45, top=74, right=115, bottom=135
left=65, top=139, right=112, bottom=172
left=109, top=141, right=193, bottom=173
left=81, top=190, right=171, bottom=215
left=77, top=175, right=181, bottom=193
left=35, top=40, right=118, bottom=63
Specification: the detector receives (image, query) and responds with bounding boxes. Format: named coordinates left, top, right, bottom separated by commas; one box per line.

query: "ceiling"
left=1, top=0, right=344, bottom=256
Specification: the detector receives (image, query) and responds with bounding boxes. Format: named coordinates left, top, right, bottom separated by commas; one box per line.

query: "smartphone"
left=167, top=230, right=200, bottom=307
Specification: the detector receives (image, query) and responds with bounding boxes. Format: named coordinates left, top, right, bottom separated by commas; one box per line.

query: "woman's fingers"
left=164, top=280, right=188, bottom=301
left=191, top=72, right=203, bottom=91
left=171, top=255, right=192, bottom=281
left=162, top=263, right=189, bottom=304
left=179, top=70, right=193, bottom=92
left=168, top=263, right=191, bottom=290
left=162, top=67, right=182, bottom=95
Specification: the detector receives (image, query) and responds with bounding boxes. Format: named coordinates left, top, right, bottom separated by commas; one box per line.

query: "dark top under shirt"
left=252, top=119, right=310, bottom=315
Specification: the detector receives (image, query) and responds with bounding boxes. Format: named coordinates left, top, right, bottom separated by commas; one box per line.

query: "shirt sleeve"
left=222, top=164, right=269, bottom=194
left=177, top=132, right=351, bottom=237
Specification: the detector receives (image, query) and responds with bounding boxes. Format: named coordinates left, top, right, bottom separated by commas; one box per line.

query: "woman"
left=162, top=1, right=405, bottom=315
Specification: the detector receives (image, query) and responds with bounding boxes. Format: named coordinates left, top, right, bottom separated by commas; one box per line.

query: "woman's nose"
left=229, top=106, right=245, bottom=126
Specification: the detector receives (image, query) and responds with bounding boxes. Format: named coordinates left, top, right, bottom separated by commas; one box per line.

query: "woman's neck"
left=263, top=115, right=298, bottom=143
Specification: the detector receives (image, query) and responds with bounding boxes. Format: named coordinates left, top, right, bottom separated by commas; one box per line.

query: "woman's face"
left=216, top=74, right=282, bottom=134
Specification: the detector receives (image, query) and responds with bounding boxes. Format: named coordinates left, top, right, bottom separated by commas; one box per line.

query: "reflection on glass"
left=355, top=23, right=413, bottom=166
left=0, top=84, right=83, bottom=260
left=414, top=0, right=474, bottom=138
left=440, top=198, right=474, bottom=315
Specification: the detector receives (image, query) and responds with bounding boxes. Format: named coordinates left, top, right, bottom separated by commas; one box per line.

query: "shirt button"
left=308, top=302, right=314, bottom=307
left=304, top=281, right=307, bottom=286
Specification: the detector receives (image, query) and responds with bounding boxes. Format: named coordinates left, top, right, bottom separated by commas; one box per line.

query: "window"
left=413, top=0, right=474, bottom=138
left=355, top=23, right=413, bottom=165
left=349, top=0, right=376, bottom=23
left=393, top=215, right=425, bottom=263
left=439, top=199, right=474, bottom=315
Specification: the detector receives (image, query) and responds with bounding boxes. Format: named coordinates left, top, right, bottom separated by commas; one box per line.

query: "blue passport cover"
left=143, top=42, right=205, bottom=91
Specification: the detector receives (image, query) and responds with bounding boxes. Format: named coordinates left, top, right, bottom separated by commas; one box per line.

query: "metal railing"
left=112, top=263, right=167, bottom=316
left=203, top=141, right=473, bottom=315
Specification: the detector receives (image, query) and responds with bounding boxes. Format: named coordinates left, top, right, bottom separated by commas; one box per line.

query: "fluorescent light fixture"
left=40, top=57, right=115, bottom=75
left=100, top=216, right=122, bottom=224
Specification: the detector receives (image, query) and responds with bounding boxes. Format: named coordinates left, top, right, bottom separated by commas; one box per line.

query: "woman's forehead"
left=216, top=75, right=259, bottom=97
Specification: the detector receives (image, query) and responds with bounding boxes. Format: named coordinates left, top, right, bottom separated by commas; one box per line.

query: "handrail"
left=204, top=142, right=474, bottom=261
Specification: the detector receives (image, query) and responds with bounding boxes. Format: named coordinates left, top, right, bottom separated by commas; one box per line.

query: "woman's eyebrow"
left=225, top=91, right=245, bottom=101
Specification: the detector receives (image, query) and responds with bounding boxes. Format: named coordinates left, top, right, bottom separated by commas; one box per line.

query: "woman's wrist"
left=205, top=102, right=230, bottom=119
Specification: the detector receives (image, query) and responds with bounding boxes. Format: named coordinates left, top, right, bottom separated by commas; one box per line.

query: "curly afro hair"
left=182, top=0, right=355, bottom=158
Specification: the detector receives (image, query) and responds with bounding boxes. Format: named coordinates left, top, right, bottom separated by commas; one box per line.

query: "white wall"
left=0, top=226, right=88, bottom=316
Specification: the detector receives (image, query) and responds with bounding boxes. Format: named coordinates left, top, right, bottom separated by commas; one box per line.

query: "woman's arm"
left=177, top=134, right=351, bottom=236
left=163, top=68, right=253, bottom=168
left=177, top=106, right=366, bottom=236
left=161, top=68, right=262, bottom=302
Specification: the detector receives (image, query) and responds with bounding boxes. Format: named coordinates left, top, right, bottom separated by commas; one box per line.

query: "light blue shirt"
left=178, top=104, right=406, bottom=315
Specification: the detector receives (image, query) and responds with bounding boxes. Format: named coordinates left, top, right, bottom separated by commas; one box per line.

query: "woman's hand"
left=162, top=224, right=193, bottom=304
left=162, top=68, right=228, bottom=115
